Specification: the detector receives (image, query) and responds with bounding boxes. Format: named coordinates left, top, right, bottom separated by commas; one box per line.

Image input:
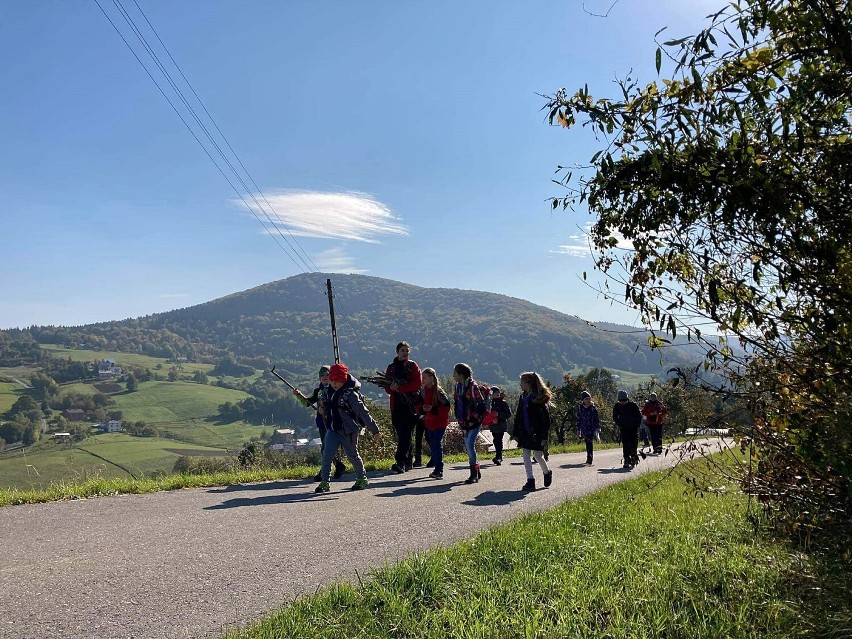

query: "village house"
left=63, top=408, right=86, bottom=421
left=96, top=420, right=122, bottom=433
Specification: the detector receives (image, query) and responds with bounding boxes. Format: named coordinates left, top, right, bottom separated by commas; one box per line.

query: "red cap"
left=328, top=363, right=349, bottom=383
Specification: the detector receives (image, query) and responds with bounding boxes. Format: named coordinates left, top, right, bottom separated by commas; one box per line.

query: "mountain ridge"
left=18, top=273, right=701, bottom=386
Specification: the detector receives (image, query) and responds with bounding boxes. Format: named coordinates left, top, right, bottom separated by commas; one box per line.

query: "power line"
left=95, top=0, right=326, bottom=288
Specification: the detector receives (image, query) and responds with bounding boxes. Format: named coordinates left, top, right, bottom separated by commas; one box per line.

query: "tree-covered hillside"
left=16, top=274, right=702, bottom=385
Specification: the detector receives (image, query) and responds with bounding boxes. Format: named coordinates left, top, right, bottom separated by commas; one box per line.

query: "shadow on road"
left=461, top=489, right=528, bottom=506
left=206, top=479, right=310, bottom=494
left=204, top=492, right=336, bottom=509
left=560, top=462, right=588, bottom=469
left=374, top=481, right=456, bottom=498
left=598, top=467, right=633, bottom=474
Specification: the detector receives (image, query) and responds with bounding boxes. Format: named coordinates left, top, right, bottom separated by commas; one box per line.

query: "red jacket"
left=420, top=385, right=450, bottom=431
left=642, top=399, right=668, bottom=426
left=384, top=358, right=422, bottom=412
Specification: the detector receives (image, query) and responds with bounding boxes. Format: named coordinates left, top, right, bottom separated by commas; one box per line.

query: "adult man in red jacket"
left=384, top=341, right=423, bottom=473
left=641, top=392, right=668, bottom=454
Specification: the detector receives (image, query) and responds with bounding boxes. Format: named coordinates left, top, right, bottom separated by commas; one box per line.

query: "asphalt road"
left=0, top=440, right=723, bottom=639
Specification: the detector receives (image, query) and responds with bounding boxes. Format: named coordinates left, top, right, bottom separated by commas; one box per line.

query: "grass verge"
left=0, top=441, right=619, bottom=508
left=223, top=458, right=851, bottom=639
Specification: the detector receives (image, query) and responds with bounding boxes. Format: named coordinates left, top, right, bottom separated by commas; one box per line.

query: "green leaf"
left=656, top=47, right=662, bottom=74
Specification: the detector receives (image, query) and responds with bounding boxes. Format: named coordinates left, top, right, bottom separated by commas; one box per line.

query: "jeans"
left=320, top=430, right=366, bottom=481
left=425, top=428, right=446, bottom=473
left=463, top=426, right=480, bottom=464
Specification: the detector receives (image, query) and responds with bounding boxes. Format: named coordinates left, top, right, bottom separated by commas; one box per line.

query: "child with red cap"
left=315, top=363, right=381, bottom=493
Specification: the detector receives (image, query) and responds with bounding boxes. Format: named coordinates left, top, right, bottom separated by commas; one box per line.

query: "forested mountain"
left=16, top=274, right=702, bottom=385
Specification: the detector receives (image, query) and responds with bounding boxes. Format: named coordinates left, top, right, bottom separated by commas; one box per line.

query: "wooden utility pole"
left=326, top=278, right=340, bottom=364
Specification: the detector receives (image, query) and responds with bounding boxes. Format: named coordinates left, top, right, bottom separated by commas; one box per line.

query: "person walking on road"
left=490, top=386, right=512, bottom=465
left=420, top=367, right=451, bottom=479
left=314, top=364, right=381, bottom=493
left=642, top=392, right=668, bottom=454
left=384, top=342, right=423, bottom=474
left=294, top=365, right=346, bottom=481
left=613, top=390, right=642, bottom=469
left=513, top=372, right=553, bottom=491
left=576, top=390, right=601, bottom=465
left=453, top=363, right=490, bottom=484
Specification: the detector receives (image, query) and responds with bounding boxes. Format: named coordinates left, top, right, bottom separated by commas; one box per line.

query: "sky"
left=0, top=0, right=724, bottom=330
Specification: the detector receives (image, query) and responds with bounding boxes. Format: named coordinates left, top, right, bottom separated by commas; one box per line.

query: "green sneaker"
left=314, top=481, right=330, bottom=493
left=351, top=476, right=368, bottom=490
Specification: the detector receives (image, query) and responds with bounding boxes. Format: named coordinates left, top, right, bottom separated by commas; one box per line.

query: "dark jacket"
left=512, top=392, right=551, bottom=451
left=576, top=402, right=601, bottom=439
left=305, top=382, right=332, bottom=429
left=384, top=358, right=422, bottom=413
left=613, top=400, right=642, bottom=431
left=491, top=397, right=512, bottom=432
left=329, top=376, right=380, bottom=436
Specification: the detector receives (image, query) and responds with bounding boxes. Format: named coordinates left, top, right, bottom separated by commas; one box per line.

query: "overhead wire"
left=95, top=0, right=364, bottom=352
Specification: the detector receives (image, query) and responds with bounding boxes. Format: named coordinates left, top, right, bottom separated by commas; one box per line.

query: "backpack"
left=339, top=388, right=370, bottom=430
left=470, top=381, right=492, bottom=422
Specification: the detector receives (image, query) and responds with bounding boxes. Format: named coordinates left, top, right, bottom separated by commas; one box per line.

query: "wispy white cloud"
left=552, top=222, right=634, bottom=258
left=314, top=247, right=368, bottom=274
left=235, top=190, right=408, bottom=244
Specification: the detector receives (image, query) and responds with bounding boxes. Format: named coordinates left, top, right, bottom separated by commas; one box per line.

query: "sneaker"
left=428, top=471, right=443, bottom=479
left=404, top=462, right=413, bottom=472
left=390, top=463, right=405, bottom=474
left=543, top=471, right=553, bottom=488
left=425, top=459, right=435, bottom=468
left=314, top=481, right=330, bottom=493
left=585, top=457, right=593, bottom=465
left=492, top=457, right=502, bottom=466
left=333, top=463, right=346, bottom=479
left=313, top=471, right=322, bottom=482
left=522, top=478, right=536, bottom=492
left=623, top=464, right=632, bottom=469
left=351, top=477, right=368, bottom=490
left=412, top=459, right=423, bottom=468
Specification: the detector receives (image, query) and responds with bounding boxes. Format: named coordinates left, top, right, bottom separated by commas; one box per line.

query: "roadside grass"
left=223, top=459, right=851, bottom=639
left=0, top=440, right=616, bottom=508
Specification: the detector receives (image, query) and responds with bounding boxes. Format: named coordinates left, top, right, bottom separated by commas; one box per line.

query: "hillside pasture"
left=0, top=382, right=24, bottom=414
left=155, top=420, right=270, bottom=449
left=110, top=381, right=250, bottom=423
left=0, top=433, right=228, bottom=491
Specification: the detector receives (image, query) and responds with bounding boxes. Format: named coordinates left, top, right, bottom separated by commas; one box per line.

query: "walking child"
left=314, top=363, right=381, bottom=493
left=513, top=372, right=553, bottom=491
left=420, top=367, right=451, bottom=479
left=576, top=390, right=601, bottom=465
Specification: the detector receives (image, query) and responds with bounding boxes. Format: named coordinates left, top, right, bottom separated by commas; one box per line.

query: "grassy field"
left=0, top=433, right=228, bottom=490
left=0, top=381, right=23, bottom=413
left=110, top=380, right=250, bottom=422
left=39, top=344, right=214, bottom=373
left=155, top=420, right=269, bottom=449
left=223, top=460, right=851, bottom=639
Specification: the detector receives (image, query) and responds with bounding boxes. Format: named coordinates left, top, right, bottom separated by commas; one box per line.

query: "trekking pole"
left=271, top=366, right=318, bottom=412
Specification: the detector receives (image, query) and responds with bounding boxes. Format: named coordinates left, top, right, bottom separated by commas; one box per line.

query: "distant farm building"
left=96, top=420, right=122, bottom=433
left=63, top=408, right=86, bottom=421
left=97, top=359, right=123, bottom=379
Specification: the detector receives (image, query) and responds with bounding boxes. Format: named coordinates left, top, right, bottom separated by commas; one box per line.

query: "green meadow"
left=0, top=433, right=227, bottom=490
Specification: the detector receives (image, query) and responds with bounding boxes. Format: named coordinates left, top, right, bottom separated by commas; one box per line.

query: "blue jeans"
left=320, top=430, right=366, bottom=481
left=463, top=427, right=480, bottom=464
left=425, top=428, right=446, bottom=473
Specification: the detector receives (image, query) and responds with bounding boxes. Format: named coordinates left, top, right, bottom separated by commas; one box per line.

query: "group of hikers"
left=294, top=341, right=667, bottom=494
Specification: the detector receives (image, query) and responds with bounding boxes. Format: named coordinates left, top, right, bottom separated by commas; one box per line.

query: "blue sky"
left=0, top=0, right=721, bottom=330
